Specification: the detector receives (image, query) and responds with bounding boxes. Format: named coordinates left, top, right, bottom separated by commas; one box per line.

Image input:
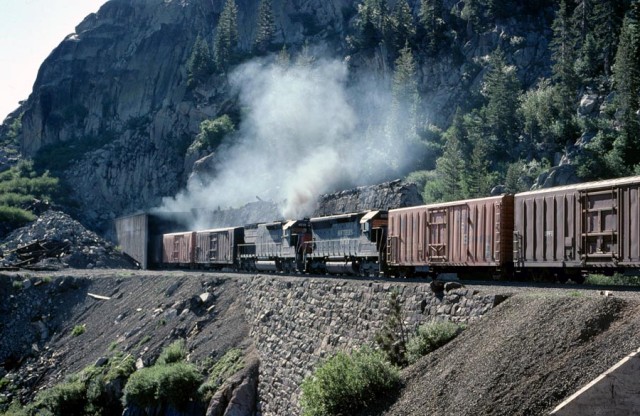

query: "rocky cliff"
left=5, top=0, right=556, bottom=232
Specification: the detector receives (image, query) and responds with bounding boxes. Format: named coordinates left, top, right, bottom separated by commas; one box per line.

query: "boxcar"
left=195, top=227, right=243, bottom=268
left=387, top=195, right=514, bottom=277
left=115, top=212, right=193, bottom=269
left=513, top=175, right=640, bottom=280
left=306, top=211, right=388, bottom=276
left=162, top=231, right=196, bottom=265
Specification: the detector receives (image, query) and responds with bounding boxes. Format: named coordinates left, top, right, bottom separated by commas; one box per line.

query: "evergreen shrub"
left=406, top=320, right=464, bottom=364
left=300, top=346, right=400, bottom=416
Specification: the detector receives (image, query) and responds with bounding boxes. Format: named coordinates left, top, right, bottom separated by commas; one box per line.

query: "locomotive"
left=115, top=175, right=640, bottom=282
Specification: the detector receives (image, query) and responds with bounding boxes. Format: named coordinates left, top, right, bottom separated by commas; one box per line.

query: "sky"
left=0, top=0, right=106, bottom=122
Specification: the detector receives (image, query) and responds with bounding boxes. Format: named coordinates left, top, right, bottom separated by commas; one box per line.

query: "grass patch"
left=71, top=325, right=86, bottom=337
left=584, top=273, right=640, bottom=286
left=0, top=377, right=11, bottom=390
left=156, top=339, right=187, bottom=365
left=136, top=335, right=152, bottom=349
left=406, top=320, right=465, bottom=364
left=198, top=349, right=244, bottom=401
left=11, top=281, right=23, bottom=290
left=300, top=346, right=400, bottom=416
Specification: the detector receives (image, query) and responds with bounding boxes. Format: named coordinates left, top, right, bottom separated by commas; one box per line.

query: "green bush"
left=31, top=379, right=87, bottom=416
left=105, top=353, right=136, bottom=384
left=156, top=339, right=187, bottom=365
left=406, top=321, right=464, bottom=364
left=189, top=115, right=235, bottom=152
left=0, top=206, right=36, bottom=227
left=122, top=363, right=203, bottom=410
left=300, top=346, right=400, bottom=416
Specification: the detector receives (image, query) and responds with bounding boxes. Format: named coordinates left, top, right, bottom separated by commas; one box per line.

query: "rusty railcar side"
left=387, top=195, right=514, bottom=276
left=162, top=231, right=196, bottom=265
left=514, top=175, right=640, bottom=276
left=194, top=227, right=243, bottom=266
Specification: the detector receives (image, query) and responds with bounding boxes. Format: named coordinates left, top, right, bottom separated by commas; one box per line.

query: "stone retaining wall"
left=244, top=276, right=508, bottom=416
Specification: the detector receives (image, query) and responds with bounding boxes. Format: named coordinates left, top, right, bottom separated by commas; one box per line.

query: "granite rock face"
left=7, top=0, right=555, bottom=231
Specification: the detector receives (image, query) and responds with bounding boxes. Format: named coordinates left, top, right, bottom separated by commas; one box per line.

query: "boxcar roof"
left=389, top=194, right=509, bottom=214
left=516, top=175, right=640, bottom=197
left=163, top=231, right=195, bottom=236
left=196, top=226, right=242, bottom=233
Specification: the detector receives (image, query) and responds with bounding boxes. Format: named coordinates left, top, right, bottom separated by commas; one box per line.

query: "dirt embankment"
left=379, top=294, right=640, bottom=416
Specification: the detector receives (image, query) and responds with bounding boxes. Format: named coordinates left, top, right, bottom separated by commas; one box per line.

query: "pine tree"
left=418, top=0, right=444, bottom=55
left=550, top=0, right=579, bottom=146
left=214, top=0, right=239, bottom=72
left=482, top=47, right=521, bottom=160
left=354, top=0, right=390, bottom=49
left=426, top=110, right=467, bottom=202
left=390, top=0, right=415, bottom=52
left=610, top=3, right=640, bottom=173
left=374, top=290, right=407, bottom=367
left=592, top=0, right=624, bottom=77
left=461, top=0, right=484, bottom=33
left=295, top=41, right=315, bottom=67
left=276, top=45, right=291, bottom=67
left=389, top=43, right=420, bottom=141
left=186, top=35, right=214, bottom=88
left=253, top=0, right=275, bottom=54
left=573, top=0, right=593, bottom=41
left=466, top=140, right=494, bottom=198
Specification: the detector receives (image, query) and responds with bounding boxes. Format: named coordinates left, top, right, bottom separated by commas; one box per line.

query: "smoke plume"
left=160, top=54, right=417, bottom=225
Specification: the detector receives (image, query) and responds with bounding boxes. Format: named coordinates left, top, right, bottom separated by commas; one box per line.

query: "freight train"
left=115, top=175, right=640, bottom=282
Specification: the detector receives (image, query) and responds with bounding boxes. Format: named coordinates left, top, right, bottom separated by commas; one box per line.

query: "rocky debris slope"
left=0, top=271, right=253, bottom=415
left=379, top=294, right=640, bottom=416
left=196, top=201, right=282, bottom=229
left=1, top=210, right=134, bottom=270
left=313, top=180, right=423, bottom=216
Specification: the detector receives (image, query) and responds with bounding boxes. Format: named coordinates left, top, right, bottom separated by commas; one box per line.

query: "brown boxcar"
left=387, top=195, right=514, bottom=276
left=195, top=227, right=243, bottom=267
left=513, top=175, right=640, bottom=278
left=162, top=231, right=196, bottom=265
